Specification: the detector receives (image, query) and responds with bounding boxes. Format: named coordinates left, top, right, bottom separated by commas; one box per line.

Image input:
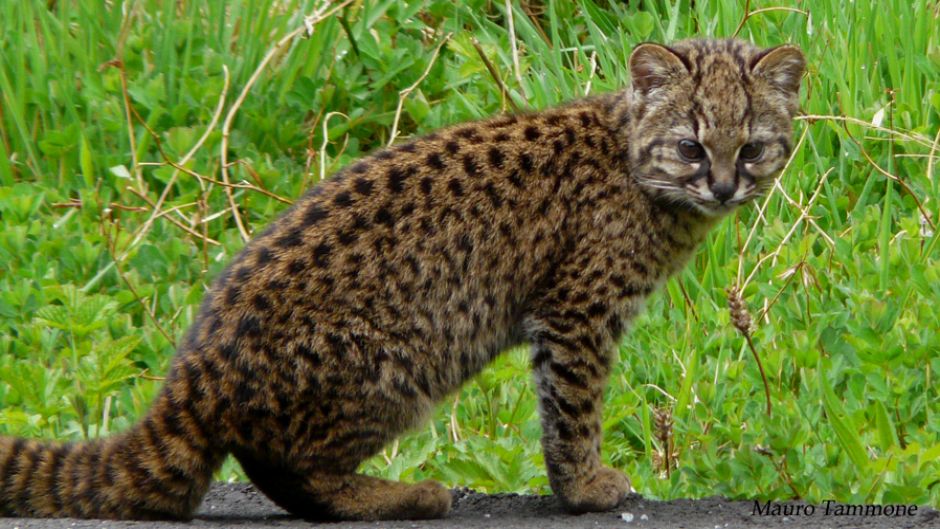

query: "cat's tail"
left=0, top=387, right=225, bottom=519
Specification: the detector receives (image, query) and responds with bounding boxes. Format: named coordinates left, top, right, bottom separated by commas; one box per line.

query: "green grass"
left=1, top=0, right=939, bottom=508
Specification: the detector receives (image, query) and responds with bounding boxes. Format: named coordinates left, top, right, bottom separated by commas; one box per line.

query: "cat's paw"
left=557, top=466, right=631, bottom=513
left=402, top=479, right=452, bottom=519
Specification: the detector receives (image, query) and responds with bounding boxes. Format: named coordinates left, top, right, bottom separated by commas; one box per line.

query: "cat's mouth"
left=686, top=197, right=751, bottom=217
left=683, top=188, right=755, bottom=217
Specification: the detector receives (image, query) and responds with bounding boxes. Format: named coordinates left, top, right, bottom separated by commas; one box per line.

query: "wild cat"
left=0, top=38, right=804, bottom=520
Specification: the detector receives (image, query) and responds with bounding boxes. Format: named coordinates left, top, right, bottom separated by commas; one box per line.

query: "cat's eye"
left=677, top=139, right=706, bottom=162
left=739, top=142, right=765, bottom=162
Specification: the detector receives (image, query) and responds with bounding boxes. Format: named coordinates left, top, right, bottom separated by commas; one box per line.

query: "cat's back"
left=227, top=105, right=617, bottom=317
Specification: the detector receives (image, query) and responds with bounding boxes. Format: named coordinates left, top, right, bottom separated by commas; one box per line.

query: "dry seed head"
left=726, top=286, right=753, bottom=337
left=653, top=405, right=673, bottom=444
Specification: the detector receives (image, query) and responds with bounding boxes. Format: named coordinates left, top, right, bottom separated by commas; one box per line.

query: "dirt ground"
left=3, top=483, right=937, bottom=529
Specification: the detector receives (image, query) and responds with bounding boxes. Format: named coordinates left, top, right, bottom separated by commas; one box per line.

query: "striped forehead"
left=681, top=43, right=755, bottom=147
left=691, top=59, right=750, bottom=127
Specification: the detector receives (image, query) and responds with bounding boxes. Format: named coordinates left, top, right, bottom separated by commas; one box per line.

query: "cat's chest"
left=591, top=187, right=710, bottom=280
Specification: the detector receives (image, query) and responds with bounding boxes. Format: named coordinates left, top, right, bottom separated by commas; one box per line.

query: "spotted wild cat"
left=0, top=38, right=804, bottom=520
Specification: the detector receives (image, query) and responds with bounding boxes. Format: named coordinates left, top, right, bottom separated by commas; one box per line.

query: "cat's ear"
left=751, top=45, right=805, bottom=95
left=629, top=43, right=689, bottom=94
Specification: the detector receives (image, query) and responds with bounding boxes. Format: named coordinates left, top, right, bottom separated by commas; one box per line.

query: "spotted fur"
left=0, top=38, right=803, bottom=521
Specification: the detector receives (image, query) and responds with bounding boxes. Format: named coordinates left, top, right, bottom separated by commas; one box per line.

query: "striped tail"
left=0, top=389, right=225, bottom=519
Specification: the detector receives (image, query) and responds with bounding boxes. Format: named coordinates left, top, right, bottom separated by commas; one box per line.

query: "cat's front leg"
left=527, top=300, right=632, bottom=513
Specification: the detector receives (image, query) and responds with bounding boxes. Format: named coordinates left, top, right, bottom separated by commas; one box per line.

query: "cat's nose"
left=709, top=181, right=736, bottom=203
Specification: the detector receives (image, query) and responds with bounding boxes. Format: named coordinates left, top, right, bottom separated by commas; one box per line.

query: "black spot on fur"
left=463, top=155, right=478, bottom=176
left=313, top=243, right=332, bottom=267
left=524, top=126, right=541, bottom=141
left=386, top=167, right=406, bottom=193
left=237, top=315, right=262, bottom=338
left=303, top=204, right=327, bottom=226
left=586, top=302, right=607, bottom=317
left=508, top=170, right=524, bottom=188
left=427, top=153, right=445, bottom=170
left=235, top=266, right=252, bottom=283
left=351, top=213, right=369, bottom=231
left=334, top=191, right=353, bottom=207
left=353, top=178, right=373, bottom=196
left=420, top=177, right=433, bottom=195
left=374, top=207, right=394, bottom=228
left=445, top=141, right=460, bottom=154
left=256, top=247, right=274, bottom=265
left=252, top=294, right=271, bottom=311
left=267, top=279, right=288, bottom=291
left=287, top=259, right=307, bottom=275
left=456, top=128, right=483, bottom=143
left=337, top=230, right=358, bottom=246
left=488, top=147, right=505, bottom=168
left=519, top=152, right=534, bottom=173
left=564, top=127, right=576, bottom=145
left=448, top=179, right=464, bottom=197
left=276, top=227, right=304, bottom=248
left=224, top=286, right=240, bottom=305
left=483, top=182, right=503, bottom=208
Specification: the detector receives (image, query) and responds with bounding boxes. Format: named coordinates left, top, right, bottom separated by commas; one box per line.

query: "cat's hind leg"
left=236, top=452, right=451, bottom=521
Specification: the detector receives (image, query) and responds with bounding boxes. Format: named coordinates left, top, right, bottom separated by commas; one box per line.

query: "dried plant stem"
left=139, top=160, right=292, bottom=204
left=770, top=175, right=836, bottom=247
left=735, top=126, right=809, bottom=284
left=221, top=0, right=353, bottom=242
left=727, top=286, right=772, bottom=416
left=797, top=114, right=935, bottom=149
left=755, top=447, right=802, bottom=498
left=732, top=0, right=809, bottom=38
left=102, top=212, right=176, bottom=346
left=741, top=168, right=832, bottom=291
left=584, top=51, right=598, bottom=96
left=122, top=65, right=231, bottom=261
left=504, top=0, right=529, bottom=102
left=841, top=121, right=936, bottom=231
left=126, top=188, right=220, bottom=245
left=114, top=61, right=145, bottom=193
left=471, top=37, right=521, bottom=113
left=676, top=279, right=699, bottom=322
left=449, top=395, right=462, bottom=443
left=653, top=406, right=674, bottom=477
left=928, top=117, right=940, bottom=196
left=388, top=34, right=452, bottom=147
left=320, top=111, right=350, bottom=179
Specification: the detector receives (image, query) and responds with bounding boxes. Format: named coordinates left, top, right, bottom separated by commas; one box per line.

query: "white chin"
left=691, top=202, right=737, bottom=217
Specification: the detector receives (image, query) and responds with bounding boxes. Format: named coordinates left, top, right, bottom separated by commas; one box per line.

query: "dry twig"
left=653, top=406, right=674, bottom=477
left=504, top=0, right=529, bottom=102
left=732, top=0, right=809, bottom=38
left=101, top=209, right=176, bottom=346
left=727, top=286, right=772, bottom=417
left=388, top=33, right=452, bottom=146
left=471, top=37, right=521, bottom=113
left=120, top=66, right=231, bottom=262
left=221, top=0, right=353, bottom=242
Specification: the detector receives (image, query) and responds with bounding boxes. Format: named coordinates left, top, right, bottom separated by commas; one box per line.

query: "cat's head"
left=625, top=39, right=805, bottom=217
